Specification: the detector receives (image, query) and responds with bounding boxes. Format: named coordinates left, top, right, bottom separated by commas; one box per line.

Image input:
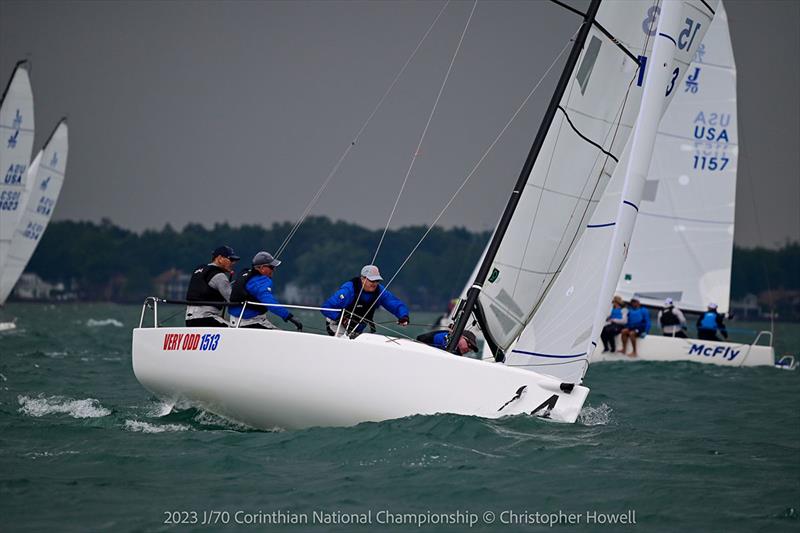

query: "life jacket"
left=185, top=264, right=228, bottom=309
left=660, top=307, right=680, bottom=327
left=610, top=307, right=623, bottom=320
left=344, top=277, right=379, bottom=325
left=699, top=311, right=718, bottom=330
left=230, top=268, right=266, bottom=316
left=627, top=307, right=648, bottom=328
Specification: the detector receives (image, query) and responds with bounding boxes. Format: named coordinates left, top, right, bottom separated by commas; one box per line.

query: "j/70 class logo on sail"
left=163, top=333, right=221, bottom=351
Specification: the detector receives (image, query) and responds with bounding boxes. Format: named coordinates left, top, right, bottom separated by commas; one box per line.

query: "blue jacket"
left=229, top=275, right=291, bottom=320
left=610, top=307, right=623, bottom=320
left=321, top=280, right=409, bottom=322
left=626, top=306, right=651, bottom=333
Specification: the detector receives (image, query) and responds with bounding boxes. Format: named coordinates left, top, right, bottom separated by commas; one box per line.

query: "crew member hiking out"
left=228, top=251, right=303, bottom=331
left=320, top=265, right=409, bottom=336
left=696, top=302, right=728, bottom=341
left=185, top=245, right=240, bottom=327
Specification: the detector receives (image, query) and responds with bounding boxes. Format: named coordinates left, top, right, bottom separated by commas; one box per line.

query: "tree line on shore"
left=23, top=218, right=800, bottom=315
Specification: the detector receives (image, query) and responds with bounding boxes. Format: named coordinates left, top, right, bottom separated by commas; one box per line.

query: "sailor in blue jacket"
left=321, top=265, right=409, bottom=336
left=696, top=302, right=728, bottom=341
left=228, top=251, right=303, bottom=331
left=619, top=298, right=651, bottom=357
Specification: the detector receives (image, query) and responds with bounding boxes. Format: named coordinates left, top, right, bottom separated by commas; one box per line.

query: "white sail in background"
left=505, top=0, right=718, bottom=383
left=617, top=2, right=736, bottom=313
left=0, top=120, right=68, bottom=304
left=0, top=61, right=35, bottom=275
left=478, top=1, right=669, bottom=350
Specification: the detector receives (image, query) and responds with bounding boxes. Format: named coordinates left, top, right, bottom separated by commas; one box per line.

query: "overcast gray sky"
left=1, top=0, right=798, bottom=248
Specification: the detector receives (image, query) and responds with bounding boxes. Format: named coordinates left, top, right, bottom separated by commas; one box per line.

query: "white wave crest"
left=86, top=318, right=124, bottom=327
left=578, top=403, right=613, bottom=426
left=146, top=401, right=175, bottom=417
left=124, top=420, right=189, bottom=433
left=18, top=395, right=111, bottom=419
left=193, top=410, right=256, bottom=431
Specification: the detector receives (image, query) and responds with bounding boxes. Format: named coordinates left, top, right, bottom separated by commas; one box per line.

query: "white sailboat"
left=0, top=120, right=69, bottom=304
left=0, top=61, right=35, bottom=310
left=589, top=3, right=793, bottom=369
left=133, top=0, right=717, bottom=430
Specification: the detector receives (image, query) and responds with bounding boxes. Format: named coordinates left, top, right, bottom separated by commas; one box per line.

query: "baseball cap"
left=463, top=330, right=479, bottom=352
left=252, top=251, right=281, bottom=268
left=664, top=297, right=674, bottom=306
left=360, top=264, right=383, bottom=281
left=212, top=245, right=240, bottom=261
left=708, top=302, right=718, bottom=310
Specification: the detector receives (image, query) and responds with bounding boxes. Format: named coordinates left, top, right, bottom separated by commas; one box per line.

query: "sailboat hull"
left=132, top=328, right=589, bottom=430
left=589, top=334, right=776, bottom=367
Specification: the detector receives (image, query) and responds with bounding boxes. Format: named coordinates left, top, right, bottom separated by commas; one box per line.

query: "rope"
left=348, top=28, right=578, bottom=333
left=274, top=0, right=451, bottom=259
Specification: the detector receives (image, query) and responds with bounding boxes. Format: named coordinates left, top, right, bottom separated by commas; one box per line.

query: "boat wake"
left=86, top=318, right=124, bottom=328
left=18, top=394, right=111, bottom=419
left=578, top=403, right=613, bottom=426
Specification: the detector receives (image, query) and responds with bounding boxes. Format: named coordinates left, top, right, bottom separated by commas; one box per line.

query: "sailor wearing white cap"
left=658, top=297, right=688, bottom=338
left=320, top=264, right=410, bottom=336
left=697, top=302, right=728, bottom=341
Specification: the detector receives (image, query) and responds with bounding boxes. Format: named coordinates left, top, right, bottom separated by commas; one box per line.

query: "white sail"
left=0, top=120, right=68, bottom=304
left=478, top=1, right=669, bottom=350
left=505, top=0, right=718, bottom=383
left=0, top=61, right=35, bottom=276
left=617, top=2, right=736, bottom=313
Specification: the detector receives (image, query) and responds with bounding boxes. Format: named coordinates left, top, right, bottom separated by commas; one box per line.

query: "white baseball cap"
left=360, top=264, right=383, bottom=281
left=708, top=302, right=718, bottom=310
left=664, top=297, right=674, bottom=306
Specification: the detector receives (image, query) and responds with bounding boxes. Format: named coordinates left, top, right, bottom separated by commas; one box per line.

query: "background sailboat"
left=618, top=1, right=737, bottom=314
left=0, top=120, right=69, bottom=304
left=0, top=61, right=35, bottom=303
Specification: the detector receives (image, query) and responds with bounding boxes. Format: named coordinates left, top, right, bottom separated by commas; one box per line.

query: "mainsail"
left=0, top=61, right=35, bottom=277
left=617, top=2, right=736, bottom=313
left=0, top=120, right=69, bottom=304
left=477, top=1, right=668, bottom=350
left=501, top=0, right=718, bottom=383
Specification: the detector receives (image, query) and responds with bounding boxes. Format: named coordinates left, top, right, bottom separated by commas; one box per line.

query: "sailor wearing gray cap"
left=320, top=264, right=410, bottom=336
left=228, top=251, right=303, bottom=331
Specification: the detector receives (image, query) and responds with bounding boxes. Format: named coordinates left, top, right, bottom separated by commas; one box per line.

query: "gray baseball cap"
left=360, top=264, right=383, bottom=281
left=252, top=251, right=281, bottom=268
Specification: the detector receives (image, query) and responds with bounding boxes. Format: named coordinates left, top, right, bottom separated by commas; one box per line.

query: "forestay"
left=0, top=61, right=35, bottom=276
left=505, top=0, right=718, bottom=383
left=479, top=1, right=662, bottom=350
left=0, top=121, right=68, bottom=304
left=617, top=2, right=736, bottom=313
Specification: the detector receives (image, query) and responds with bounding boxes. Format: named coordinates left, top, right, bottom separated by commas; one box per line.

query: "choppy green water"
left=1, top=303, right=798, bottom=532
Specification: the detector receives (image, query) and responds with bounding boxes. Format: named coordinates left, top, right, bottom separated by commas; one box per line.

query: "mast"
left=586, top=0, right=684, bottom=364
left=447, top=0, right=603, bottom=354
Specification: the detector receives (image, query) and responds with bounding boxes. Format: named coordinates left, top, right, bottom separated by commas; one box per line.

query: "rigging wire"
left=274, top=0, right=452, bottom=259
left=347, top=29, right=578, bottom=333
left=347, top=0, right=478, bottom=326
left=369, top=0, right=478, bottom=265
left=737, top=122, right=776, bottom=333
